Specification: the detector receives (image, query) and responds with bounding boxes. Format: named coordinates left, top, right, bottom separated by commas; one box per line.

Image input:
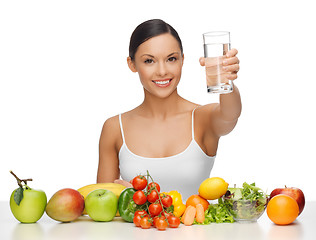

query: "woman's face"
left=128, top=33, right=184, bottom=99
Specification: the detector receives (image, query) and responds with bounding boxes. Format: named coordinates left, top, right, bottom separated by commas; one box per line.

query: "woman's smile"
left=152, top=78, right=172, bottom=88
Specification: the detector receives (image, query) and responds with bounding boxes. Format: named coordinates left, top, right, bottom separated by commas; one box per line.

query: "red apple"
left=269, top=186, right=305, bottom=215
left=46, top=188, right=85, bottom=222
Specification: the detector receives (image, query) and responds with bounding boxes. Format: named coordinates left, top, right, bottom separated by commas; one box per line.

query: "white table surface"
left=1, top=201, right=315, bottom=240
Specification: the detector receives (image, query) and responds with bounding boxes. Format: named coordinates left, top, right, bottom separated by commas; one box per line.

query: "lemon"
left=198, top=177, right=229, bottom=200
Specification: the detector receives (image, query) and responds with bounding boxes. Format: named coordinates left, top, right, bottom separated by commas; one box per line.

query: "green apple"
left=85, top=189, right=118, bottom=222
left=10, top=187, right=47, bottom=223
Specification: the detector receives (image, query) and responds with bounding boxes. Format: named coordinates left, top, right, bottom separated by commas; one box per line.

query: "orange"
left=186, top=195, right=209, bottom=211
left=267, top=194, right=299, bottom=225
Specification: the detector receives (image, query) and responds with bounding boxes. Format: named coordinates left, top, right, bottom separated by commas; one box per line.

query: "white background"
left=1, top=0, right=315, bottom=201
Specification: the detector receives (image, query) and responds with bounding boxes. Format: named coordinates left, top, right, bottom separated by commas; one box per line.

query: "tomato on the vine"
left=147, top=190, right=159, bottom=203
left=132, top=175, right=147, bottom=190
left=148, top=203, right=163, bottom=216
left=161, top=194, right=173, bottom=208
left=167, top=215, right=180, bottom=228
left=134, top=210, right=147, bottom=216
left=133, top=210, right=148, bottom=227
left=140, top=216, right=152, bottom=229
left=148, top=182, right=160, bottom=192
left=133, top=190, right=147, bottom=205
left=162, top=211, right=172, bottom=219
left=133, top=214, right=143, bottom=227
left=155, top=217, right=168, bottom=231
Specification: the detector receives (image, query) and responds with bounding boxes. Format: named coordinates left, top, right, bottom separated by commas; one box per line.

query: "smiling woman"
left=97, top=19, right=241, bottom=200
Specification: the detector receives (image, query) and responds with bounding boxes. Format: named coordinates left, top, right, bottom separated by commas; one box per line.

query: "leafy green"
left=194, top=198, right=234, bottom=224
left=224, top=182, right=268, bottom=220
left=240, top=182, right=267, bottom=201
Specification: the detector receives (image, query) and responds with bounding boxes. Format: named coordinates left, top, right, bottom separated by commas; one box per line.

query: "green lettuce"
left=194, top=198, right=234, bottom=224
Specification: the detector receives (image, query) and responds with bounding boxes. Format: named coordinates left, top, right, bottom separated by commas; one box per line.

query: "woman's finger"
left=223, top=56, right=239, bottom=66
left=226, top=48, right=238, bottom=58
left=227, top=72, right=238, bottom=81
left=223, top=63, right=240, bottom=73
left=114, top=179, right=133, bottom=188
left=199, top=57, right=205, bottom=66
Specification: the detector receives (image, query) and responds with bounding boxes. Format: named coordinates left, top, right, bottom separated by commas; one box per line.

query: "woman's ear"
left=181, top=54, right=184, bottom=67
left=127, top=57, right=137, bottom=73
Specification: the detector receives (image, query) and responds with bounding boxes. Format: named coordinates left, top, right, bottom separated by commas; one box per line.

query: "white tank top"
left=118, top=108, right=216, bottom=200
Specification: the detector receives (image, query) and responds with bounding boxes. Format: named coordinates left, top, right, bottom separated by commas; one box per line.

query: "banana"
left=78, top=183, right=126, bottom=216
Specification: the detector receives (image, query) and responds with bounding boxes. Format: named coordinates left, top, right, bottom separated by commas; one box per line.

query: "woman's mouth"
left=152, top=79, right=172, bottom=88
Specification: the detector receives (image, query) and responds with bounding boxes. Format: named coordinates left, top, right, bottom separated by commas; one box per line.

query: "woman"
left=97, top=19, right=241, bottom=200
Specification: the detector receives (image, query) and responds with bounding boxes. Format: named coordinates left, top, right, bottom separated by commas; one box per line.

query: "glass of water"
left=203, top=31, right=233, bottom=94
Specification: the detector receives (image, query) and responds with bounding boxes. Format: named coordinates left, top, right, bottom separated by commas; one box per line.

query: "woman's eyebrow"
left=141, top=52, right=179, bottom=58
left=167, top=52, right=179, bottom=57
left=141, top=54, right=155, bottom=58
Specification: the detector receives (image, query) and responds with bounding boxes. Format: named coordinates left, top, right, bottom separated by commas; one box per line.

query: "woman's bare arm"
left=97, top=116, right=121, bottom=183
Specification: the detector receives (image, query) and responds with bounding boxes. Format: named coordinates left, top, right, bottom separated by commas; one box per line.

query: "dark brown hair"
left=129, top=19, right=183, bottom=60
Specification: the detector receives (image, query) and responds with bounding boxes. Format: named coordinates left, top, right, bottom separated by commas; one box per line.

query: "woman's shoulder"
left=100, top=115, right=123, bottom=151
left=101, top=115, right=121, bottom=137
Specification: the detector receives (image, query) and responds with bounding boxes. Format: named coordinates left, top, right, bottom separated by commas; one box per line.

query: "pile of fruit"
left=9, top=170, right=305, bottom=228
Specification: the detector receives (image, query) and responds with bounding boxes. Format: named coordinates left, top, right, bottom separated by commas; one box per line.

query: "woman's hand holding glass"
left=199, top=48, right=240, bottom=88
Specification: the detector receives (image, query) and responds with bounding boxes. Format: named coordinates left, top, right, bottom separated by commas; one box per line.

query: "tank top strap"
left=119, top=114, right=126, bottom=143
left=191, top=107, right=199, bottom=140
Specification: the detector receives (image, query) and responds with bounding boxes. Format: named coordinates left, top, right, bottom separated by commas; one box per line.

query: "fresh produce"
left=181, top=205, right=197, bottom=226
left=9, top=171, right=47, bottom=223
left=269, top=186, right=305, bottom=215
left=133, top=190, right=147, bottom=205
left=133, top=210, right=148, bottom=226
left=154, top=216, right=168, bottom=230
left=224, top=182, right=268, bottom=221
left=132, top=175, right=147, bottom=190
left=199, top=198, right=235, bottom=224
left=118, top=188, right=137, bottom=222
left=186, top=194, right=209, bottom=211
left=77, top=183, right=126, bottom=215
left=195, top=203, right=205, bottom=223
left=140, top=216, right=152, bottom=229
left=85, top=189, right=118, bottom=222
left=267, top=194, right=299, bottom=225
left=126, top=171, right=181, bottom=231
left=198, top=177, right=229, bottom=200
left=167, top=215, right=180, bottom=228
left=165, top=190, right=186, bottom=218
left=46, top=188, right=84, bottom=222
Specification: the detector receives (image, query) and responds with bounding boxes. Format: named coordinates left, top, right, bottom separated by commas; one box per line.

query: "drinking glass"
left=203, top=31, right=233, bottom=94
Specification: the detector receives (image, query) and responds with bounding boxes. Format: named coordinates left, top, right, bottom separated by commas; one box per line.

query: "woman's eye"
left=168, top=57, right=177, bottom=62
left=144, top=59, right=154, bottom=64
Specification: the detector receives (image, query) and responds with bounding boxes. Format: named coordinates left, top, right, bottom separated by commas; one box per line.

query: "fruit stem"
left=10, top=171, right=32, bottom=188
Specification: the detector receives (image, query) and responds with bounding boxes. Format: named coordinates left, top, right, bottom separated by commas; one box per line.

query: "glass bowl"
left=222, top=196, right=268, bottom=223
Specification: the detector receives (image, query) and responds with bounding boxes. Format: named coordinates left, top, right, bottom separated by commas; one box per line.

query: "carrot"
left=195, top=203, right=205, bottom=223
left=181, top=205, right=196, bottom=226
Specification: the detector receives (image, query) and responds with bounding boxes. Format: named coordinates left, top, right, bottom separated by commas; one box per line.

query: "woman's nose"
left=156, top=62, right=167, bottom=76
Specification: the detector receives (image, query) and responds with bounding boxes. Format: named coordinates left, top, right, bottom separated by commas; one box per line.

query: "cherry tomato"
left=147, top=190, right=159, bottom=203
left=133, top=210, right=148, bottom=227
left=132, top=175, right=147, bottom=190
left=133, top=190, right=147, bottom=205
left=161, top=194, right=173, bottom=208
left=134, top=210, right=148, bottom=216
left=140, top=216, right=152, bottom=229
left=149, top=203, right=163, bottom=216
left=155, top=217, right=168, bottom=231
left=167, top=215, right=180, bottom=228
left=162, top=211, right=172, bottom=219
left=148, top=182, right=160, bottom=192
left=133, top=214, right=142, bottom=227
